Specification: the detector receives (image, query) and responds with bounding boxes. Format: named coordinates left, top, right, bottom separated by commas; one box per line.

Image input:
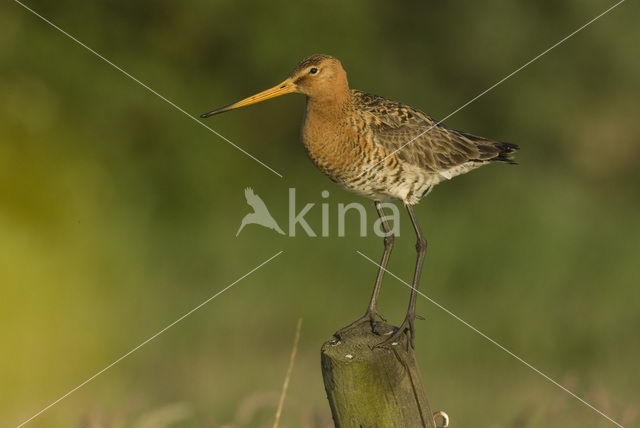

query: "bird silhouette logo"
left=236, top=187, right=285, bottom=236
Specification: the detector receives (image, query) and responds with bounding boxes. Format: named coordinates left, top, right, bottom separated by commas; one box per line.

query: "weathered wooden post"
left=321, top=321, right=441, bottom=427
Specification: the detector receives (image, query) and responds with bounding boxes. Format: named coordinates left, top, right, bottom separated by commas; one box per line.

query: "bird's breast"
left=300, top=104, right=433, bottom=203
left=301, top=113, right=363, bottom=179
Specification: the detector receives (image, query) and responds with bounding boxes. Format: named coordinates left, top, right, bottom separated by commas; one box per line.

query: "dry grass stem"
left=272, top=318, right=303, bottom=428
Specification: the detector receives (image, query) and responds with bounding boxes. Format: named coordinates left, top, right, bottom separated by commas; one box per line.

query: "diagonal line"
left=359, top=0, right=626, bottom=178
left=16, top=251, right=284, bottom=428
left=356, top=250, right=625, bottom=428
left=13, top=0, right=283, bottom=179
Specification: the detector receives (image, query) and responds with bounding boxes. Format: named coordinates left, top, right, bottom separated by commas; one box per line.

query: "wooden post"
left=321, top=321, right=437, bottom=428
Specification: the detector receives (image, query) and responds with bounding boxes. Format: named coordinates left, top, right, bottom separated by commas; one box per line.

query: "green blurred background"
left=2, top=0, right=639, bottom=427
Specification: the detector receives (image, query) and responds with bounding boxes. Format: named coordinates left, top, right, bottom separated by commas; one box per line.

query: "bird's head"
left=200, top=54, right=348, bottom=118
left=289, top=54, right=348, bottom=98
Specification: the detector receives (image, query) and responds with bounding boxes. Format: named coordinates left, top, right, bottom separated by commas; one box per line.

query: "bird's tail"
left=458, top=130, right=519, bottom=164
left=493, top=142, right=519, bottom=164
left=272, top=223, right=285, bottom=235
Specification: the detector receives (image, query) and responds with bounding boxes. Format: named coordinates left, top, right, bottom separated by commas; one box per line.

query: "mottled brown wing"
left=352, top=90, right=509, bottom=172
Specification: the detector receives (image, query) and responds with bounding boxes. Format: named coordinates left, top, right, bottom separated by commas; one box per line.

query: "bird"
left=236, top=187, right=285, bottom=236
left=201, top=54, right=518, bottom=348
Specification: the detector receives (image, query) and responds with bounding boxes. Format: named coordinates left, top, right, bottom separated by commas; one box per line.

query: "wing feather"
left=352, top=90, right=511, bottom=172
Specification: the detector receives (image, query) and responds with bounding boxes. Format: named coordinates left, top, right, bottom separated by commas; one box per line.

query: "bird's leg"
left=377, top=203, right=426, bottom=349
left=364, top=201, right=395, bottom=323
left=334, top=201, right=394, bottom=339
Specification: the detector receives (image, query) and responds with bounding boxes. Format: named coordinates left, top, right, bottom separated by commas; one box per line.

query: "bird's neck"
left=304, top=89, right=351, bottom=123
left=301, top=89, right=356, bottom=177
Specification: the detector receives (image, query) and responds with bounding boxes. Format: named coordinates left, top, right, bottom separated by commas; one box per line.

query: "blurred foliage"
left=1, top=0, right=639, bottom=427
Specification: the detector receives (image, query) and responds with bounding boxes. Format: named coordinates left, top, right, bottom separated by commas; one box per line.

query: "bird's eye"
left=309, top=67, right=319, bottom=75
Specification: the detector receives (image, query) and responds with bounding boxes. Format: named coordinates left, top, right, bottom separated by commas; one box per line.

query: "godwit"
left=201, top=54, right=518, bottom=347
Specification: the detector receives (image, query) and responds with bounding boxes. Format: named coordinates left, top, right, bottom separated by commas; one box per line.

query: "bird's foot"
left=333, top=308, right=386, bottom=340
left=375, top=311, right=421, bottom=350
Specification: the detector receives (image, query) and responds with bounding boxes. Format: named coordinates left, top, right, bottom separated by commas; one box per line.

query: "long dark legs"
left=378, top=203, right=426, bottom=348
left=366, top=201, right=394, bottom=317
left=334, top=201, right=425, bottom=348
left=334, top=201, right=394, bottom=338
left=404, top=204, right=427, bottom=334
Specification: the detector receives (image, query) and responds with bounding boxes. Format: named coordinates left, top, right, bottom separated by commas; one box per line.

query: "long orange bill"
left=200, top=78, right=297, bottom=118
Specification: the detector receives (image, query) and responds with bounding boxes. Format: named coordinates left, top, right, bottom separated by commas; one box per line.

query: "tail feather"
left=457, top=130, right=519, bottom=164
left=494, top=142, right=519, bottom=164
